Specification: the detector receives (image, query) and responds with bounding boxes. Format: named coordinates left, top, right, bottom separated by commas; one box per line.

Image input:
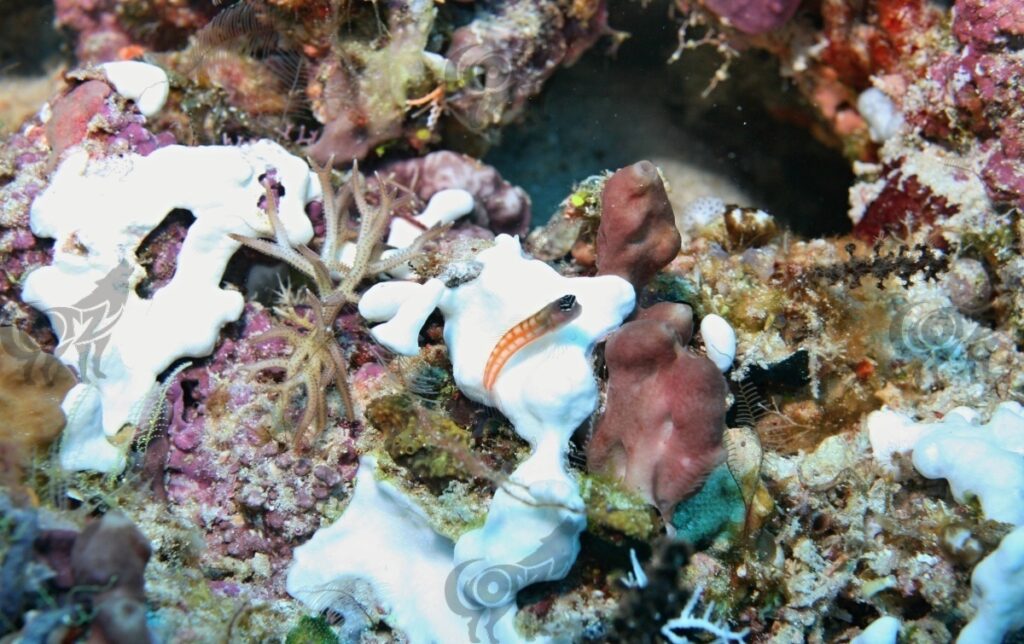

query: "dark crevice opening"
left=134, top=209, right=196, bottom=299
left=484, top=0, right=854, bottom=238
left=0, top=1, right=63, bottom=76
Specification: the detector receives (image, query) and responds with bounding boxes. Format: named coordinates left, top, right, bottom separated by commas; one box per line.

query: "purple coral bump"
left=704, top=0, right=802, bottom=34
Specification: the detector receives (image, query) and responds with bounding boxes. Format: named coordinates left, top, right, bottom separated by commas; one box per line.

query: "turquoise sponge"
left=671, top=464, right=746, bottom=545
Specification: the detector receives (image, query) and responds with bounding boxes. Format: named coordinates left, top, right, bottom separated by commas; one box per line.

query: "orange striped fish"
left=483, top=294, right=582, bottom=391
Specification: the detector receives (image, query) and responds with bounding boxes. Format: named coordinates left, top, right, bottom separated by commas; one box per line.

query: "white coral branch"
left=661, top=586, right=749, bottom=644
left=621, top=548, right=648, bottom=589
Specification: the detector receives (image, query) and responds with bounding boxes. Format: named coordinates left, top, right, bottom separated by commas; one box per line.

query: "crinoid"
left=231, top=160, right=450, bottom=448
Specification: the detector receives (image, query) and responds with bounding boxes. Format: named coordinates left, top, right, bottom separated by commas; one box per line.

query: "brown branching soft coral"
left=245, top=292, right=350, bottom=446
left=230, top=161, right=448, bottom=448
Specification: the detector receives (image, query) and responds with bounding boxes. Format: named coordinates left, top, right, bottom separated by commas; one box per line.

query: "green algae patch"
left=578, top=473, right=658, bottom=540
left=647, top=273, right=703, bottom=313
left=285, top=616, right=338, bottom=644
left=366, top=394, right=474, bottom=481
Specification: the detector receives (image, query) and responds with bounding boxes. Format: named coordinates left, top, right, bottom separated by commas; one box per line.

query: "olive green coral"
left=365, top=394, right=474, bottom=481
left=285, top=615, right=338, bottom=644
left=578, top=473, right=659, bottom=540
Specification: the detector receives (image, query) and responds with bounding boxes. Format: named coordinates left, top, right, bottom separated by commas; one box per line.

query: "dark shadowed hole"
left=223, top=244, right=303, bottom=305
left=134, top=209, right=196, bottom=299
left=821, top=595, right=882, bottom=637
left=484, top=0, right=854, bottom=238
left=897, top=592, right=933, bottom=620
left=0, top=1, right=63, bottom=75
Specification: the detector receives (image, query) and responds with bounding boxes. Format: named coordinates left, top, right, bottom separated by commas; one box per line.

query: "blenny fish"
left=483, top=294, right=583, bottom=391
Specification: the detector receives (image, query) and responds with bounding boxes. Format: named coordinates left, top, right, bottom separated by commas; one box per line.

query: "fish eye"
left=558, top=294, right=576, bottom=310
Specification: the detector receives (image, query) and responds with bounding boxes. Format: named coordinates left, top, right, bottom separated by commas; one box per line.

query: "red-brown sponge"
left=596, top=161, right=681, bottom=290
left=587, top=302, right=727, bottom=519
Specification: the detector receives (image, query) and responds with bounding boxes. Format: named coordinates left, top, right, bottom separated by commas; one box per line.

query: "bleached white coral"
left=387, top=188, right=474, bottom=248
left=362, top=234, right=636, bottom=446
left=660, top=585, right=748, bottom=643
left=365, top=233, right=634, bottom=603
left=959, top=525, right=1024, bottom=644
left=452, top=432, right=586, bottom=611
left=852, top=615, right=900, bottom=644
left=866, top=402, right=1024, bottom=526
left=57, top=383, right=120, bottom=472
left=287, top=456, right=521, bottom=644
left=22, top=140, right=319, bottom=472
left=868, top=404, right=1024, bottom=642
left=866, top=408, right=941, bottom=471
left=289, top=234, right=635, bottom=640
left=857, top=88, right=904, bottom=143
left=97, top=61, right=169, bottom=117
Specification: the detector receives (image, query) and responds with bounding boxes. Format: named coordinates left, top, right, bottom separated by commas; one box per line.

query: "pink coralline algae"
left=160, top=303, right=360, bottom=596
left=381, top=151, right=532, bottom=237
left=596, top=160, right=682, bottom=289
left=0, top=126, right=54, bottom=338
left=808, top=0, right=1024, bottom=233
left=896, top=0, right=1024, bottom=209
left=853, top=167, right=958, bottom=242
left=702, top=0, right=801, bottom=35
left=952, top=0, right=1024, bottom=51
left=55, top=0, right=214, bottom=63
left=45, top=73, right=175, bottom=162
left=982, top=145, right=1024, bottom=209
left=818, top=0, right=937, bottom=89
left=586, top=302, right=727, bottom=519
